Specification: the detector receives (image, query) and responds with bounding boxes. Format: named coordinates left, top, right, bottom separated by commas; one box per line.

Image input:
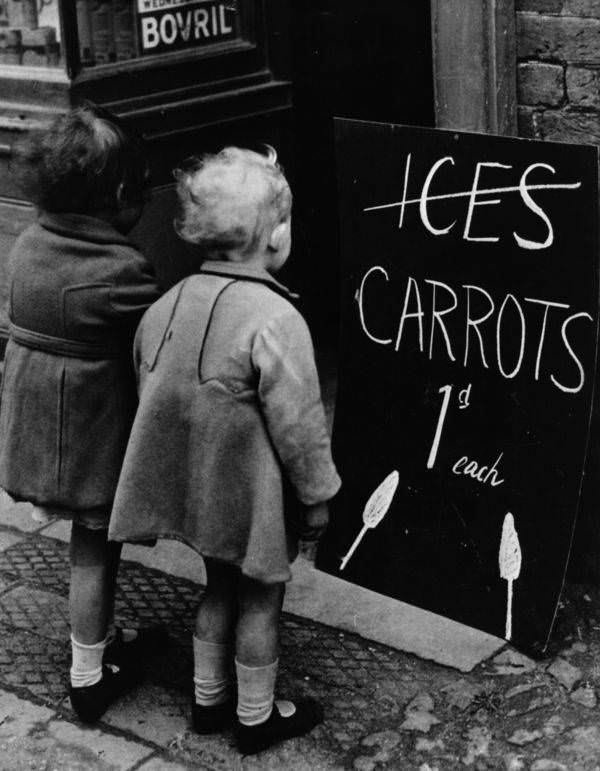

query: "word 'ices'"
left=364, top=156, right=581, bottom=250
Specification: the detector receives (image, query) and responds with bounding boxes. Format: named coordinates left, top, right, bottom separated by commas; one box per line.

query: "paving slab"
left=0, top=688, right=55, bottom=734
left=39, top=518, right=70, bottom=542
left=0, top=490, right=48, bottom=532
left=0, top=530, right=24, bottom=552
left=284, top=558, right=505, bottom=672
left=100, top=683, right=189, bottom=746
left=0, top=534, right=70, bottom=595
left=0, top=690, right=156, bottom=770
left=138, top=756, right=197, bottom=770
left=45, top=717, right=153, bottom=769
left=0, top=623, right=69, bottom=704
left=0, top=573, right=15, bottom=592
left=0, top=585, right=69, bottom=641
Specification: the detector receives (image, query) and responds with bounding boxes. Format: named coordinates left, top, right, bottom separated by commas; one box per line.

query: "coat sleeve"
left=110, top=250, right=160, bottom=319
left=253, top=308, right=341, bottom=505
left=109, top=250, right=161, bottom=342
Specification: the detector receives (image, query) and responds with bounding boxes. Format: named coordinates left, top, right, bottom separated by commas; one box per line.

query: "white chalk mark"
left=499, top=512, right=522, bottom=641
left=426, top=385, right=453, bottom=469
left=339, top=470, right=399, bottom=571
left=363, top=182, right=581, bottom=214
left=398, top=152, right=412, bottom=229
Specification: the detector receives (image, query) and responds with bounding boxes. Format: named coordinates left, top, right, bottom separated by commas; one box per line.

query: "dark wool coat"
left=0, top=212, right=160, bottom=509
left=109, top=261, right=341, bottom=583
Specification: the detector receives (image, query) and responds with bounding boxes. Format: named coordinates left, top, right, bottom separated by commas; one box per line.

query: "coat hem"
left=108, top=529, right=293, bottom=584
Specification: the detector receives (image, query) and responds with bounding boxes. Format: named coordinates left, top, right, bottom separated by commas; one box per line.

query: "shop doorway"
left=285, top=1, right=435, bottom=341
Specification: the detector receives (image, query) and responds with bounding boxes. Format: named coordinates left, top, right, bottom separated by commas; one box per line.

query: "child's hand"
left=298, top=502, right=329, bottom=562
left=301, top=501, right=329, bottom=540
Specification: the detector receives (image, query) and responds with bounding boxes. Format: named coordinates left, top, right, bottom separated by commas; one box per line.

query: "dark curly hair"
left=10, top=103, right=148, bottom=214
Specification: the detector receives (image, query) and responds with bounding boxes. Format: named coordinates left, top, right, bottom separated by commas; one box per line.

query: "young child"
left=109, top=146, right=341, bottom=754
left=0, top=105, right=162, bottom=723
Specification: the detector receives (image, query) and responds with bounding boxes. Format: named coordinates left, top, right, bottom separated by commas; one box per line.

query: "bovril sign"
left=137, top=0, right=237, bottom=54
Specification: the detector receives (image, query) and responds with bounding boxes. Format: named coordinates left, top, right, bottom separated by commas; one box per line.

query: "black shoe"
left=235, top=698, right=324, bottom=755
left=192, top=699, right=237, bottom=734
left=104, top=626, right=170, bottom=667
left=69, top=664, right=140, bottom=724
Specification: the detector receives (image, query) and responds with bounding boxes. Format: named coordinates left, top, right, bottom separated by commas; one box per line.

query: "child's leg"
left=236, top=576, right=284, bottom=666
left=235, top=576, right=284, bottom=727
left=69, top=522, right=120, bottom=687
left=234, top=576, right=323, bottom=754
left=193, top=558, right=238, bottom=711
left=70, top=522, right=121, bottom=643
left=195, top=558, right=239, bottom=643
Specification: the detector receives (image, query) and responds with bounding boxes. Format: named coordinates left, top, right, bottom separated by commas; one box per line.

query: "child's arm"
left=253, top=308, right=341, bottom=510
left=300, top=501, right=330, bottom=540
left=109, top=250, right=161, bottom=325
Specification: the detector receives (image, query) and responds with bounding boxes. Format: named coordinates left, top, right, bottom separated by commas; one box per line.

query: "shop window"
left=0, top=0, right=290, bottom=150
left=0, top=0, right=62, bottom=68
left=76, top=1, right=240, bottom=68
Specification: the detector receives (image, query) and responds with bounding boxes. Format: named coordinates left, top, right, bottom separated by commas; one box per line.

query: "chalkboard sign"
left=317, top=119, right=600, bottom=655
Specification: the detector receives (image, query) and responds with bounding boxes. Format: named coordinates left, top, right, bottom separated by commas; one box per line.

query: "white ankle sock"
left=193, top=636, right=232, bottom=707
left=70, top=635, right=107, bottom=688
left=236, top=659, right=278, bottom=726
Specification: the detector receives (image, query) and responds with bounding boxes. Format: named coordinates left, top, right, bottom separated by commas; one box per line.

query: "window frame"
left=63, top=1, right=268, bottom=99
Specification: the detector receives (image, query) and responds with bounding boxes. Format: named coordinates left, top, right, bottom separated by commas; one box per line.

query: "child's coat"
left=109, top=261, right=340, bottom=583
left=0, top=212, right=160, bottom=509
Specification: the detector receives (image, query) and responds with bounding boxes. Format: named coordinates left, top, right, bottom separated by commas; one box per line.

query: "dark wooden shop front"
left=0, top=0, right=434, bottom=344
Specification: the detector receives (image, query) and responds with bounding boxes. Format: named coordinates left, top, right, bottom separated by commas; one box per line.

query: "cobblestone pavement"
left=3, top=514, right=600, bottom=769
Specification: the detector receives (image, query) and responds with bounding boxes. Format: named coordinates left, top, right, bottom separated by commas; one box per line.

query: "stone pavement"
left=3, top=499, right=600, bottom=768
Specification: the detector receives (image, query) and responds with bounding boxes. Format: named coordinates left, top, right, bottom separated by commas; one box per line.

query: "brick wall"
left=517, top=1, right=600, bottom=142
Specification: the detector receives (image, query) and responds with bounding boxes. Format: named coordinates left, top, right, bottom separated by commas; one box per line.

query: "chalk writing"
left=452, top=453, right=505, bottom=487
left=458, top=384, right=471, bottom=409
left=499, top=512, right=522, bottom=640
left=340, top=470, right=399, bottom=571
left=427, top=384, right=453, bottom=469
left=357, top=269, right=593, bottom=394
left=323, top=119, right=599, bottom=654
left=364, top=155, right=580, bottom=251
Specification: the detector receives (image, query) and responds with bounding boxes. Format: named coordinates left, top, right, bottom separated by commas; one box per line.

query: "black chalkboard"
left=317, top=119, right=600, bottom=655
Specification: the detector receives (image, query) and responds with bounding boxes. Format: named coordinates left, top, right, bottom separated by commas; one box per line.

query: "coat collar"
left=199, top=260, right=298, bottom=300
left=38, top=211, right=133, bottom=247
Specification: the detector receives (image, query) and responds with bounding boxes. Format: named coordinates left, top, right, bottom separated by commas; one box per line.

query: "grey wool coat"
left=109, top=261, right=341, bottom=583
left=0, top=212, right=160, bottom=509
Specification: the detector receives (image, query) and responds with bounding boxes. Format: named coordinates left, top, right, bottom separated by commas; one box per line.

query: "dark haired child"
left=0, top=105, right=161, bottom=723
left=109, top=146, right=341, bottom=754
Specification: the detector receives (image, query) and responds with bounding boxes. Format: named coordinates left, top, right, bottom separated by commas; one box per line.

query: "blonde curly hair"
left=174, top=145, right=291, bottom=259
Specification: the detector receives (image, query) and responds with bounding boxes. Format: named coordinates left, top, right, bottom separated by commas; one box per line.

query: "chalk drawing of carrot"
left=499, top=512, right=522, bottom=641
left=339, top=470, right=399, bottom=571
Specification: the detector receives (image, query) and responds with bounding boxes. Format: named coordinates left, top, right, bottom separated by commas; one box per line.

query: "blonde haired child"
left=109, top=146, right=340, bottom=754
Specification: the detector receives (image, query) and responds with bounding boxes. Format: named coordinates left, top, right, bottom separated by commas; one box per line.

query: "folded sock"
left=236, top=659, right=278, bottom=726
left=70, top=635, right=107, bottom=689
left=193, top=636, right=233, bottom=707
